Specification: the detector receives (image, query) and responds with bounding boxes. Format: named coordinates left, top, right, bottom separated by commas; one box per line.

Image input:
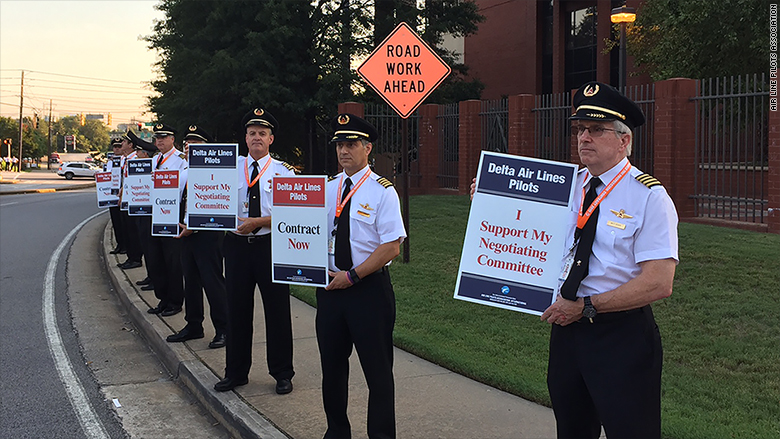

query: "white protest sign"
left=454, top=151, right=578, bottom=316
left=95, top=172, right=119, bottom=208
left=127, top=158, right=153, bottom=216
left=186, top=144, right=238, bottom=230
left=151, top=170, right=181, bottom=237
left=271, top=175, right=329, bottom=287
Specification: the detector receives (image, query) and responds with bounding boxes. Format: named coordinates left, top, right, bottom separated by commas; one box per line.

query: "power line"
left=22, top=84, right=149, bottom=95
left=1, top=69, right=143, bottom=85
left=27, top=77, right=147, bottom=91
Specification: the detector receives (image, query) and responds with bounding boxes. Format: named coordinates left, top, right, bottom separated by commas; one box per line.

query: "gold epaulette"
left=179, top=153, right=187, bottom=159
left=635, top=173, right=662, bottom=188
left=376, top=177, right=393, bottom=188
left=328, top=175, right=338, bottom=182
left=281, top=162, right=298, bottom=173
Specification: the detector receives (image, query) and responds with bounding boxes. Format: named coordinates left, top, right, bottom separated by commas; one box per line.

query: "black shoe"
left=147, top=302, right=166, bottom=314
left=135, top=277, right=152, bottom=286
left=160, top=306, right=182, bottom=317
left=167, top=326, right=204, bottom=343
left=109, top=247, right=123, bottom=254
left=119, top=260, right=142, bottom=269
left=208, top=333, right=227, bottom=349
left=119, top=249, right=127, bottom=254
left=140, top=284, right=155, bottom=291
left=214, top=377, right=248, bottom=392
left=275, top=378, right=293, bottom=395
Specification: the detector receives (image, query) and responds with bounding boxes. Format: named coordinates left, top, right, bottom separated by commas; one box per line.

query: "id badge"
left=241, top=201, right=249, bottom=216
left=327, top=233, right=335, bottom=255
left=557, top=243, right=577, bottom=289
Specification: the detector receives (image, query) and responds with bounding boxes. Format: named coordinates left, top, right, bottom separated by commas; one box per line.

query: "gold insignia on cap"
left=155, top=123, right=163, bottom=129
left=610, top=209, right=633, bottom=219
left=583, top=84, right=599, bottom=97
left=338, top=114, right=350, bottom=125
left=253, top=108, right=264, bottom=116
left=586, top=113, right=606, bottom=118
left=189, top=125, right=197, bottom=132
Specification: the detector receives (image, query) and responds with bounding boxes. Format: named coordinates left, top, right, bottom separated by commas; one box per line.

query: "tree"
left=145, top=0, right=484, bottom=174
left=628, top=0, right=770, bottom=80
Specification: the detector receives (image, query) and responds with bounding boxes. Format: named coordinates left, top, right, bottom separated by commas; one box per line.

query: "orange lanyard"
left=244, top=156, right=271, bottom=188
left=576, top=160, right=631, bottom=230
left=156, top=148, right=176, bottom=169
left=335, top=171, right=371, bottom=218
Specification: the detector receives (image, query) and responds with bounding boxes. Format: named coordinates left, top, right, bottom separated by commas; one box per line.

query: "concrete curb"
left=101, top=223, right=290, bottom=439
left=0, top=182, right=95, bottom=195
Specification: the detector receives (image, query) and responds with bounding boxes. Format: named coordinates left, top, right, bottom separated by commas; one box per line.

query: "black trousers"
left=144, top=231, right=184, bottom=309
left=223, top=233, right=294, bottom=381
left=547, top=305, right=662, bottom=439
left=120, top=209, right=142, bottom=263
left=316, top=268, right=396, bottom=439
left=108, top=206, right=125, bottom=250
left=181, top=231, right=227, bottom=334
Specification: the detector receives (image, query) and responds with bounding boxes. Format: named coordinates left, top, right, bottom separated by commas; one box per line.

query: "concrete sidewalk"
left=101, top=223, right=557, bottom=439
left=0, top=169, right=95, bottom=194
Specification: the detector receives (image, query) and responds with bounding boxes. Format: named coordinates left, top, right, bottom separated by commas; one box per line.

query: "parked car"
left=57, top=162, right=101, bottom=180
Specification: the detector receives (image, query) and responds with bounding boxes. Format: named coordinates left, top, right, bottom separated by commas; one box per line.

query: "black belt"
left=578, top=305, right=647, bottom=324
left=228, top=233, right=270, bottom=244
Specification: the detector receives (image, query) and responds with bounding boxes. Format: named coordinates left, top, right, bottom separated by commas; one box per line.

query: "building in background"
left=463, top=0, right=650, bottom=98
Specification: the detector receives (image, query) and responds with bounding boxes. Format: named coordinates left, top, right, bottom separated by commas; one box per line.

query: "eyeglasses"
left=571, top=125, right=625, bottom=138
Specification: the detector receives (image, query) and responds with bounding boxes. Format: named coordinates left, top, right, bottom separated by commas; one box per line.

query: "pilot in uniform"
left=214, top=107, right=297, bottom=395
left=144, top=123, right=188, bottom=317
left=167, top=125, right=228, bottom=349
left=317, top=113, right=406, bottom=439
left=540, top=82, right=679, bottom=439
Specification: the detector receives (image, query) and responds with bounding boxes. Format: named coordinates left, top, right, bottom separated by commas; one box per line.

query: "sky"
left=0, top=0, right=164, bottom=127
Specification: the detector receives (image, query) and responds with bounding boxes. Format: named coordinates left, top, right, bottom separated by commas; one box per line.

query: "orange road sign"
left=358, top=22, right=451, bottom=119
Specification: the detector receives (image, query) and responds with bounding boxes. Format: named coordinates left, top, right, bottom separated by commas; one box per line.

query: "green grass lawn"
left=291, top=195, right=780, bottom=439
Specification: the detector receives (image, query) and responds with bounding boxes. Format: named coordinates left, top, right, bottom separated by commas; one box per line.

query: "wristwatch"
left=582, top=296, right=597, bottom=323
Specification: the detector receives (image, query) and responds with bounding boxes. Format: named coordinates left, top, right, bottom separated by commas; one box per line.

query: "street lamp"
left=611, top=5, right=636, bottom=93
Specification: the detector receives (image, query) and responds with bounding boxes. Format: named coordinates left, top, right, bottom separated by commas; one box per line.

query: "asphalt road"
left=0, top=189, right=228, bottom=438
left=0, top=190, right=121, bottom=438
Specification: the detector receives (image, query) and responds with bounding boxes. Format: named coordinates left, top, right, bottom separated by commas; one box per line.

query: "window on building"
left=565, top=6, right=597, bottom=92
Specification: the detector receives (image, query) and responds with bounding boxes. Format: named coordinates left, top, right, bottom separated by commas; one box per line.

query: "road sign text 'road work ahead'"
left=358, top=22, right=451, bottom=118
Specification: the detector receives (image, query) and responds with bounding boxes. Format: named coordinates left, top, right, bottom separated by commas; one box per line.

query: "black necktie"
left=248, top=162, right=261, bottom=234
left=560, top=177, right=602, bottom=300
left=335, top=178, right=353, bottom=271
left=156, top=154, right=163, bottom=169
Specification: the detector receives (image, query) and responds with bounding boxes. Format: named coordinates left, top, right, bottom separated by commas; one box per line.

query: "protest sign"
left=95, top=171, right=119, bottom=208
left=186, top=144, right=238, bottom=230
left=271, top=175, right=329, bottom=287
left=126, top=158, right=153, bottom=216
left=151, top=170, right=181, bottom=237
left=454, top=151, right=578, bottom=316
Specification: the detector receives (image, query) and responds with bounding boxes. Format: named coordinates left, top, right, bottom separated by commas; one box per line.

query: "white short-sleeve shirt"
left=234, top=154, right=295, bottom=236
left=559, top=157, right=679, bottom=298
left=326, top=165, right=407, bottom=271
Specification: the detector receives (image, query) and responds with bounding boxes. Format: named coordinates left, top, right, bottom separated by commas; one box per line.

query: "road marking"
left=43, top=210, right=110, bottom=439
left=0, top=201, right=19, bottom=207
left=37, top=188, right=57, bottom=193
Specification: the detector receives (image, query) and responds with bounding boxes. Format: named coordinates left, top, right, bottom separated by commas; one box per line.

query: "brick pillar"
left=338, top=102, right=364, bottom=117
left=508, top=94, right=536, bottom=157
left=768, top=108, right=780, bottom=234
left=458, top=100, right=481, bottom=195
left=417, top=104, right=439, bottom=194
left=653, top=78, right=697, bottom=219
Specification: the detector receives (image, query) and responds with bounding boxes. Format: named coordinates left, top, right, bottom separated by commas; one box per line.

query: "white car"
left=57, top=162, right=101, bottom=180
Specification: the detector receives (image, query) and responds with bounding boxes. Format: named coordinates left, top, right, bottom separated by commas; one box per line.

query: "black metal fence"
left=692, top=74, right=769, bottom=223
left=437, top=102, right=459, bottom=189
left=363, top=103, right=419, bottom=183
left=533, top=92, right=572, bottom=162
left=480, top=98, right=508, bottom=153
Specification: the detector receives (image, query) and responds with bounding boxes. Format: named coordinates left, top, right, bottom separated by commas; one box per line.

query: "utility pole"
left=17, top=71, right=24, bottom=171
left=48, top=99, right=53, bottom=170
